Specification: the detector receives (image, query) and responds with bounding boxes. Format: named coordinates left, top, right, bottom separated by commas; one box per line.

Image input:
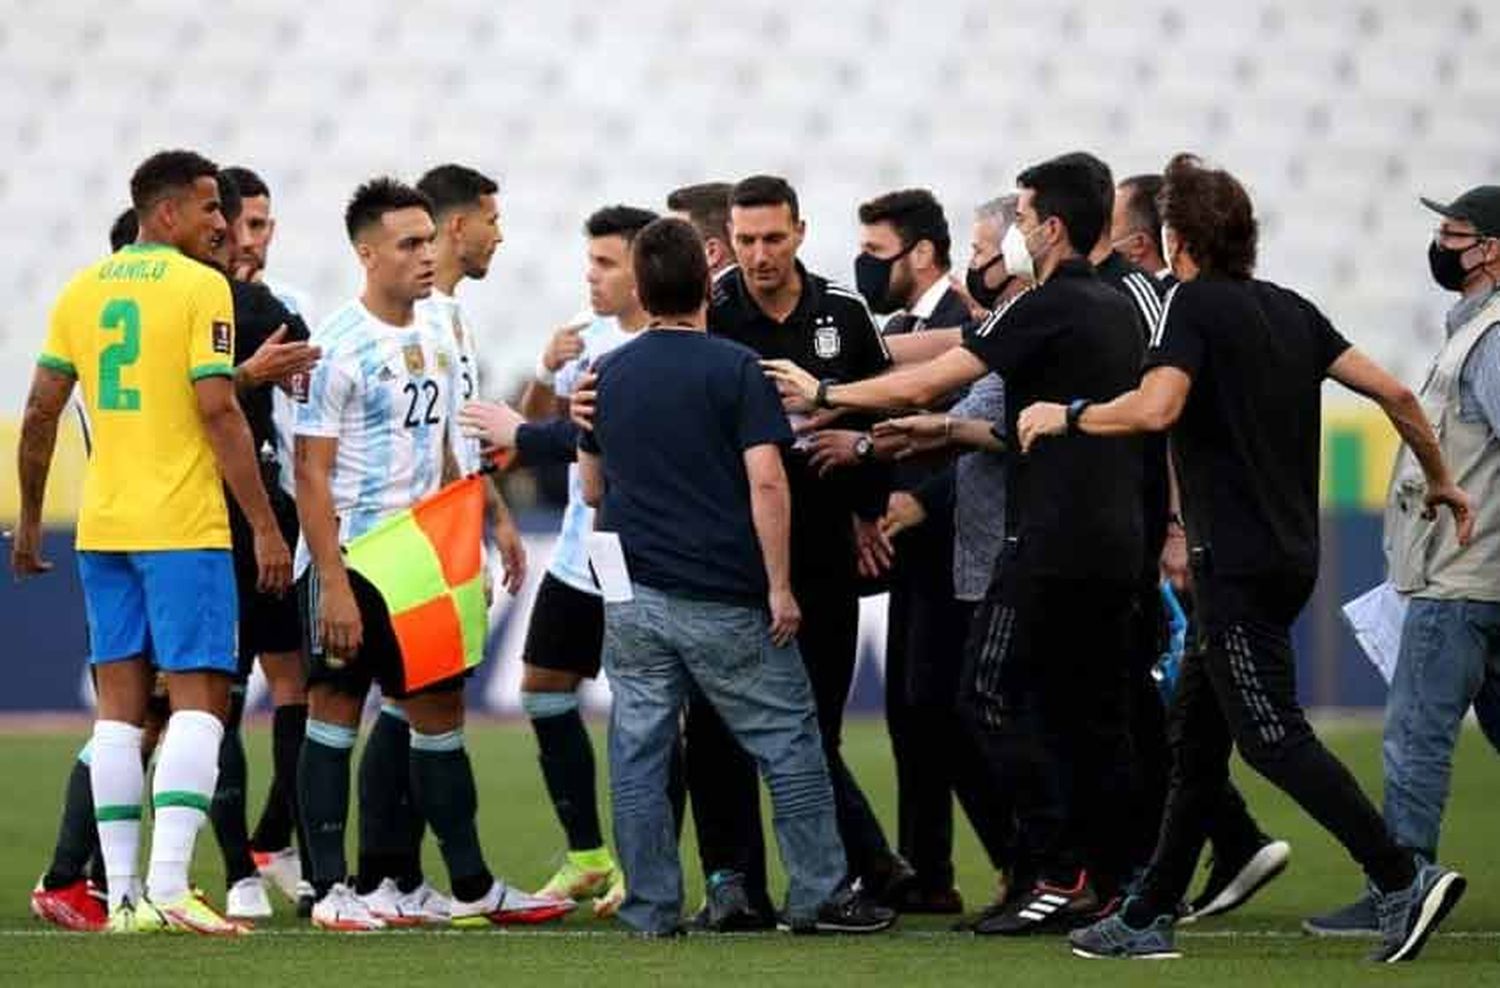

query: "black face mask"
left=965, top=255, right=1011, bottom=311
left=1429, top=239, right=1477, bottom=292
left=854, top=242, right=915, bottom=314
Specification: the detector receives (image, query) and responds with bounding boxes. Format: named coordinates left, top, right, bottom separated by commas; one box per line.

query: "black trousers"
left=960, top=571, right=1136, bottom=888
left=887, top=581, right=1014, bottom=886
left=1138, top=571, right=1411, bottom=912
left=1124, top=585, right=1266, bottom=876
left=687, top=577, right=891, bottom=899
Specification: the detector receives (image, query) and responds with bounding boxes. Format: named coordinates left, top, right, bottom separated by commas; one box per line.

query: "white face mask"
left=1001, top=222, right=1035, bottom=281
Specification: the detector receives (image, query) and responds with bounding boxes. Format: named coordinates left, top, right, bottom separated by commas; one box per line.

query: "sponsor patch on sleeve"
left=212, top=320, right=232, bottom=355
left=290, top=371, right=310, bottom=403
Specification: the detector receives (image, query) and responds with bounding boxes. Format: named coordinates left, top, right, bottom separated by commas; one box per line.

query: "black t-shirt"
left=963, top=258, right=1145, bottom=582
left=1095, top=251, right=1172, bottom=578
left=711, top=261, right=892, bottom=580
left=1145, top=276, right=1351, bottom=577
left=580, top=330, right=793, bottom=604
left=229, top=278, right=310, bottom=453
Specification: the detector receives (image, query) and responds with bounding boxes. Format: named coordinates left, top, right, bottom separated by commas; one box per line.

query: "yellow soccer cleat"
left=151, top=891, right=249, bottom=935
left=536, top=849, right=615, bottom=903
left=592, top=871, right=626, bottom=919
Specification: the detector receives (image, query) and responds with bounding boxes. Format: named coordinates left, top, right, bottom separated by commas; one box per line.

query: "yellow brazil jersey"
left=38, top=243, right=235, bottom=551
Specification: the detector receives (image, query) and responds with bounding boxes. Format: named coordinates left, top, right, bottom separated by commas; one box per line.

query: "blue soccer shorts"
left=77, top=549, right=237, bottom=674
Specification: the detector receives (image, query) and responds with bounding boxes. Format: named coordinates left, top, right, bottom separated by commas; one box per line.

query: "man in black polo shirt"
left=767, top=153, right=1144, bottom=933
left=1022, top=154, right=1470, bottom=963
left=696, top=175, right=906, bottom=924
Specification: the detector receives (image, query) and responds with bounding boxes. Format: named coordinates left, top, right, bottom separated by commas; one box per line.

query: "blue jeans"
left=603, top=584, right=846, bottom=934
left=1383, top=596, right=1500, bottom=858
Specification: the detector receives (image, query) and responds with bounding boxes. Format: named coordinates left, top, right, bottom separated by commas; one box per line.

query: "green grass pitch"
left=0, top=717, right=1495, bottom=985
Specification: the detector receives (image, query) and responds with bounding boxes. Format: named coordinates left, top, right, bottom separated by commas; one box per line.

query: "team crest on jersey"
left=212, top=321, right=231, bottom=354
left=403, top=343, right=425, bottom=374
left=813, top=318, right=841, bottom=359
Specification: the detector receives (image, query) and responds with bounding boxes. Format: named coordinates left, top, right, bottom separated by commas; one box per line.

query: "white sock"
left=90, top=720, right=145, bottom=911
left=145, top=710, right=223, bottom=904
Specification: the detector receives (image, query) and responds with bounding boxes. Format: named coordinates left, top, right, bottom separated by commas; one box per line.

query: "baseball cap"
left=1421, top=185, right=1500, bottom=238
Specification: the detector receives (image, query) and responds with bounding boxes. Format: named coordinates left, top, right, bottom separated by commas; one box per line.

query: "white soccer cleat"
left=450, top=880, right=576, bottom=927
left=253, top=847, right=303, bottom=903
left=226, top=876, right=274, bottom=921
left=359, top=878, right=424, bottom=928
left=311, top=883, right=387, bottom=932
left=397, top=882, right=453, bottom=926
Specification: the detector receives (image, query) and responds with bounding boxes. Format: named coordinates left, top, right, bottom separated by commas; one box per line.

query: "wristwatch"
left=1065, top=398, right=1093, bottom=435
left=814, top=378, right=837, bottom=409
left=854, top=434, right=875, bottom=461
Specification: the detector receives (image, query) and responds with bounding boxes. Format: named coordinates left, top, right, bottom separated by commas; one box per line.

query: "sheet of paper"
left=1341, top=581, right=1408, bottom=686
left=585, top=531, right=634, bottom=603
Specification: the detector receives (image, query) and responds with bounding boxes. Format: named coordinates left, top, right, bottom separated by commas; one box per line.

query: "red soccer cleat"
left=30, top=877, right=108, bottom=932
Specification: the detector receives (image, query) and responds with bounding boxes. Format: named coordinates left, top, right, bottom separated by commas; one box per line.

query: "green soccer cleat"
left=536, top=849, right=615, bottom=903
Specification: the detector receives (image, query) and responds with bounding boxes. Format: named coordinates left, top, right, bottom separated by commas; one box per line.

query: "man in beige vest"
left=1308, top=185, right=1500, bottom=937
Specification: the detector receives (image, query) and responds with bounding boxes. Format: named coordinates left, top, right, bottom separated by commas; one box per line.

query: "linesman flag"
left=344, top=475, right=487, bottom=691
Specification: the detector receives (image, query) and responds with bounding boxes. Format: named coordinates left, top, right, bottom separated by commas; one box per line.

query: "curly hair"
left=1159, top=154, right=1257, bottom=279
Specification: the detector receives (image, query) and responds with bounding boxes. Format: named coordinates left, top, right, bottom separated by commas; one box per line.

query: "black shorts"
left=522, top=572, right=604, bottom=679
left=231, top=483, right=303, bottom=680
left=298, top=568, right=466, bottom=701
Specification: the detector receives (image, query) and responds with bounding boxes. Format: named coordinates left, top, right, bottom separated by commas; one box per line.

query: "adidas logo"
left=1017, top=892, right=1069, bottom=923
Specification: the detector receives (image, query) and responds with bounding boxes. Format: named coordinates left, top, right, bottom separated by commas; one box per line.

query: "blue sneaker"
left=1302, top=889, right=1378, bottom=938
left=1069, top=909, right=1180, bottom=959
left=1371, top=863, right=1466, bottom=963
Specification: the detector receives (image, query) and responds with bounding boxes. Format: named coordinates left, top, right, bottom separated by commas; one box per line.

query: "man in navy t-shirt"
left=577, top=217, right=893, bottom=936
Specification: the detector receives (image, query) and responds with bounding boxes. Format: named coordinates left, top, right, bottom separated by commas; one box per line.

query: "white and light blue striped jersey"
left=418, top=289, right=483, bottom=475
left=547, top=315, right=638, bottom=594
left=291, top=299, right=460, bottom=577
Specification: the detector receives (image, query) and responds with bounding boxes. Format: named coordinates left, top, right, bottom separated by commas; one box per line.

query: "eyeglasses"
left=1434, top=227, right=1489, bottom=247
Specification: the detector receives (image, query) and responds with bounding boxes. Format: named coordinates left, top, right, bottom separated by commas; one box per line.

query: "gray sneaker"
left=1302, top=890, right=1378, bottom=937
left=1069, top=910, right=1180, bottom=959
left=1371, top=864, right=1466, bottom=963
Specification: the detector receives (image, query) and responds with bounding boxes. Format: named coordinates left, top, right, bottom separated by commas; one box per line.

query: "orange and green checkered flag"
left=344, top=475, right=487, bottom=692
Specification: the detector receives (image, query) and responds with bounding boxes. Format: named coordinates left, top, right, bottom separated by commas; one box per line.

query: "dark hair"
left=417, top=163, right=499, bottom=218
left=129, top=149, right=218, bottom=214
left=1015, top=153, right=1110, bottom=255
left=632, top=218, right=710, bottom=318
left=1159, top=153, right=1257, bottom=279
left=857, top=188, right=952, bottom=269
left=109, top=207, right=138, bottom=251
left=221, top=165, right=270, bottom=200
left=730, top=174, right=800, bottom=222
left=344, top=177, right=433, bottom=242
left=1120, top=173, right=1165, bottom=248
left=666, top=182, right=732, bottom=246
left=216, top=172, right=244, bottom=226
left=584, top=204, right=658, bottom=242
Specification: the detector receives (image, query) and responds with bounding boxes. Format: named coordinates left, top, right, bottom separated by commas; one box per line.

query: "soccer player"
left=1022, top=154, right=1470, bottom=963
left=14, top=149, right=293, bottom=934
left=224, top=166, right=314, bottom=321
left=509, top=205, right=657, bottom=915
left=348, top=163, right=524, bottom=927
left=292, top=177, right=557, bottom=931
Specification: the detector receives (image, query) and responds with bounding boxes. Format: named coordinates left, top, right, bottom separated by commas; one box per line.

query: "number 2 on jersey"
left=99, top=298, right=141, bottom=411
left=403, top=379, right=441, bottom=427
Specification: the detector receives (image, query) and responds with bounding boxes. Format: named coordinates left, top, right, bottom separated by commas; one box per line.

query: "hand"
left=239, top=326, right=321, bottom=388
left=873, top=414, right=951, bottom=459
left=9, top=521, right=52, bottom=579
left=458, top=399, right=524, bottom=449
left=252, top=524, right=292, bottom=595
left=493, top=514, right=527, bottom=595
left=853, top=514, right=894, bottom=579
left=768, top=585, right=801, bottom=647
left=761, top=359, right=820, bottom=414
left=542, top=323, right=587, bottom=373
left=879, top=491, right=927, bottom=539
left=318, top=575, right=364, bottom=661
left=1160, top=527, right=1190, bottom=591
left=1425, top=481, right=1475, bottom=547
left=807, top=430, right=867, bottom=476
left=570, top=370, right=598, bottom=432
left=1016, top=401, right=1068, bottom=453
left=792, top=407, right=846, bottom=435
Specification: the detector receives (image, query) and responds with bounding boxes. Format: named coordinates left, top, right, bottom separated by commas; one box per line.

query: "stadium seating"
left=1, top=0, right=1497, bottom=403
